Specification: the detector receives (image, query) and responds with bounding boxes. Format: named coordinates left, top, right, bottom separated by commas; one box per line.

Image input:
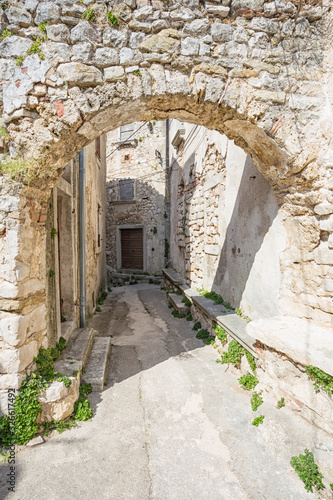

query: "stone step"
left=54, top=327, right=95, bottom=378
left=168, top=293, right=189, bottom=314
left=82, top=336, right=112, bottom=392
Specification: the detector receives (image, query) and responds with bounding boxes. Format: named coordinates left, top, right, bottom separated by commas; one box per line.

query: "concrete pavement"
left=1, top=284, right=332, bottom=500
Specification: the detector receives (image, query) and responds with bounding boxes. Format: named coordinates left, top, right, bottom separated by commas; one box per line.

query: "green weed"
left=1, top=29, right=12, bottom=39
left=277, top=397, right=285, bottom=409
left=219, top=340, right=244, bottom=368
left=238, top=372, right=259, bottom=391
left=82, top=8, right=95, bottom=21
left=305, top=365, right=333, bottom=396
left=252, top=415, right=265, bottom=427
left=107, top=11, right=119, bottom=26
left=27, top=36, right=45, bottom=60
left=251, top=391, right=263, bottom=411
left=290, top=449, right=325, bottom=493
left=214, top=325, right=227, bottom=343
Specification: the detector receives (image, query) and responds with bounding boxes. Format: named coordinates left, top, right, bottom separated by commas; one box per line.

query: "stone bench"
left=163, top=269, right=257, bottom=357
left=247, top=316, right=333, bottom=377
left=168, top=293, right=189, bottom=314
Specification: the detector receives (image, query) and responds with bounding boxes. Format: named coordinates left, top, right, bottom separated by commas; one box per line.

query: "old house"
left=106, top=122, right=167, bottom=278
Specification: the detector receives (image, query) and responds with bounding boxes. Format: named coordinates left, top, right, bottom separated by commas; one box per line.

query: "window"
left=119, top=179, right=135, bottom=202
left=120, top=124, right=135, bottom=142
left=95, top=136, right=101, bottom=159
left=124, top=154, right=130, bottom=161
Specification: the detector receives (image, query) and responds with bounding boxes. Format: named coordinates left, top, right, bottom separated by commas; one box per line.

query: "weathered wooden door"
left=120, top=228, right=144, bottom=270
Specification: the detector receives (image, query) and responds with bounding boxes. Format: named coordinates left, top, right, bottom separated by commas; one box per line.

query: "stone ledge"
left=163, top=269, right=257, bottom=357
left=83, top=336, right=112, bottom=392
left=247, top=316, right=333, bottom=377
left=168, top=293, right=188, bottom=314
left=162, top=268, right=186, bottom=285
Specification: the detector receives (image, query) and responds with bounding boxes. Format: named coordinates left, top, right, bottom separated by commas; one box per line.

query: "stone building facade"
left=0, top=0, right=332, bottom=419
left=0, top=138, right=106, bottom=413
left=169, top=121, right=285, bottom=321
left=169, top=121, right=332, bottom=327
left=106, top=121, right=167, bottom=276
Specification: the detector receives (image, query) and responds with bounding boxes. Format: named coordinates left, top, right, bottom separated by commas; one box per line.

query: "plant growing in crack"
left=252, top=415, right=265, bottom=427
left=277, top=397, right=285, bottom=409
left=251, top=391, right=263, bottom=411
left=290, top=449, right=325, bottom=493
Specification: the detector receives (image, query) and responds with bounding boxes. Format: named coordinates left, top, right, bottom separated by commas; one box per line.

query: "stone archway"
left=0, top=0, right=333, bottom=406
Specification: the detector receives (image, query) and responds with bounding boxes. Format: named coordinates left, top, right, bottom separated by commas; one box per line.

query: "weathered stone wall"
left=0, top=139, right=106, bottom=414
left=85, top=136, right=107, bottom=316
left=0, top=180, right=48, bottom=413
left=106, top=121, right=167, bottom=274
left=169, top=121, right=286, bottom=320
left=0, top=0, right=332, bottom=404
left=169, top=120, right=333, bottom=326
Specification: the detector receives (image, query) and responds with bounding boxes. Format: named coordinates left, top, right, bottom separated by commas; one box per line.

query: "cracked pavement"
left=1, top=284, right=332, bottom=499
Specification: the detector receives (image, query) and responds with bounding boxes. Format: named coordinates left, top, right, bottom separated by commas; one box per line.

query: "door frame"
left=116, top=224, right=146, bottom=271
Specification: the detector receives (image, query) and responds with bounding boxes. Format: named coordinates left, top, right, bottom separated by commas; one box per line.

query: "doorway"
left=120, top=227, right=144, bottom=270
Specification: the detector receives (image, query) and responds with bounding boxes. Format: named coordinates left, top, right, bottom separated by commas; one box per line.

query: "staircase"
left=55, top=327, right=111, bottom=392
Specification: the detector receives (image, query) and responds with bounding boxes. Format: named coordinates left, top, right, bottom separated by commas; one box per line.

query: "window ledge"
left=113, top=200, right=136, bottom=205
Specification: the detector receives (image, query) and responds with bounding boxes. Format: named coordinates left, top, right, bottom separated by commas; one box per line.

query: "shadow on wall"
left=105, top=178, right=167, bottom=274
left=211, top=155, right=282, bottom=319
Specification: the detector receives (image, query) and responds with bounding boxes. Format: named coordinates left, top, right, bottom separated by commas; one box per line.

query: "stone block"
left=314, top=201, right=333, bottom=216
left=0, top=36, right=32, bottom=58
left=247, top=316, right=333, bottom=377
left=46, top=24, right=70, bottom=43
left=128, top=20, right=152, bottom=33
left=0, top=340, right=38, bottom=374
left=0, top=372, right=25, bottom=390
left=205, top=4, right=230, bottom=17
left=211, top=23, right=232, bottom=42
left=184, top=19, right=210, bottom=36
left=104, top=66, right=125, bottom=82
left=37, top=376, right=80, bottom=422
left=26, top=435, right=44, bottom=446
left=95, top=47, right=120, bottom=68
left=6, top=6, right=32, bottom=27
left=57, top=63, right=103, bottom=87
left=133, top=5, right=153, bottom=20
left=169, top=7, right=195, bottom=21
left=103, top=26, right=127, bottom=48
left=42, top=41, right=71, bottom=63
left=70, top=20, right=96, bottom=44
left=319, top=215, right=333, bottom=232
left=120, top=47, right=143, bottom=65
left=71, top=42, right=93, bottom=63
left=139, top=29, right=180, bottom=54
left=35, top=2, right=61, bottom=23
left=181, top=37, right=199, bottom=56
left=314, top=242, right=333, bottom=265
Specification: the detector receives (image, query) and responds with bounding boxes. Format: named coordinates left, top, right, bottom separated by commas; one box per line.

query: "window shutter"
left=119, top=179, right=134, bottom=201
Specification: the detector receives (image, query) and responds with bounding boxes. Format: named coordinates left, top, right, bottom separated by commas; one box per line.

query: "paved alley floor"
left=1, top=284, right=333, bottom=500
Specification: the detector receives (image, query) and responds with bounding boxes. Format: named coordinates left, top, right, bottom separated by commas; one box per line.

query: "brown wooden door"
left=121, top=228, right=143, bottom=270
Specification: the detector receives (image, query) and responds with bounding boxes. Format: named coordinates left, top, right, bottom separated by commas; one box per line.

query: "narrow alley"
left=1, top=284, right=331, bottom=500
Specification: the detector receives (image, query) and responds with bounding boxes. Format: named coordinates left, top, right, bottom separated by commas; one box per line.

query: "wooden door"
left=121, top=228, right=143, bottom=270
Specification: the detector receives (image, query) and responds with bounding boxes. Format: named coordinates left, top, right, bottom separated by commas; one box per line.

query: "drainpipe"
left=165, top=119, right=170, bottom=266
left=79, top=147, right=86, bottom=328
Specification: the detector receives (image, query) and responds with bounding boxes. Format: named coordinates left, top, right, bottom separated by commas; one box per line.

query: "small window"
left=124, top=154, right=130, bottom=161
left=120, top=124, right=135, bottom=142
left=95, top=137, right=101, bottom=159
left=119, top=179, right=135, bottom=201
